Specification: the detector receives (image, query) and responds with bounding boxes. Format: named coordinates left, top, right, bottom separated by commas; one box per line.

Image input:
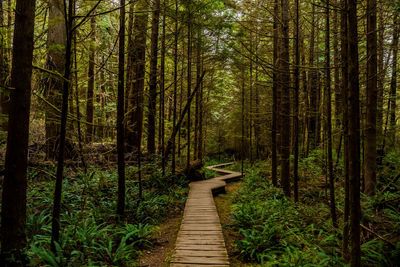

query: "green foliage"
left=23, top=166, right=187, bottom=266
left=230, top=168, right=345, bottom=266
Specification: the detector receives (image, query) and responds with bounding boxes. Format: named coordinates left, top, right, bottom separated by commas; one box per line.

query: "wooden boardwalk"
left=170, top=163, right=242, bottom=266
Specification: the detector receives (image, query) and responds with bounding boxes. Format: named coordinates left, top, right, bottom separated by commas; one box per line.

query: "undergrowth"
left=6, top=164, right=189, bottom=266
left=228, top=150, right=400, bottom=266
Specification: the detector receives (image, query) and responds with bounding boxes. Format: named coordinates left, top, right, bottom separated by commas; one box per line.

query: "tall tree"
left=186, top=0, right=193, bottom=170
left=86, top=15, right=96, bottom=143
left=365, top=0, right=377, bottom=196
left=325, top=0, right=337, bottom=226
left=51, top=0, right=74, bottom=251
left=45, top=0, right=66, bottom=159
left=172, top=0, right=179, bottom=173
left=389, top=14, right=399, bottom=148
left=341, top=0, right=350, bottom=258
left=0, top=0, right=36, bottom=263
left=117, top=0, right=126, bottom=216
left=271, top=0, right=279, bottom=187
left=279, top=0, right=291, bottom=197
left=148, top=0, right=161, bottom=154
left=348, top=0, right=361, bottom=264
left=293, top=0, right=300, bottom=202
left=307, top=1, right=318, bottom=154
left=126, top=0, right=148, bottom=153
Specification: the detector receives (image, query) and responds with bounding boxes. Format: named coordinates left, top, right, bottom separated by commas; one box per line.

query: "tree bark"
left=325, top=0, right=337, bottom=226
left=45, top=0, right=67, bottom=159
left=116, top=0, right=126, bottom=216
left=126, top=0, right=148, bottom=153
left=279, top=0, right=291, bottom=197
left=271, top=0, right=279, bottom=187
left=86, top=15, right=96, bottom=143
left=148, top=0, right=161, bottom=154
left=341, top=0, right=350, bottom=259
left=186, top=2, right=193, bottom=171
left=389, top=14, right=399, bottom=148
left=293, top=0, right=300, bottom=202
left=0, top=0, right=36, bottom=263
left=51, top=0, right=73, bottom=251
left=307, top=1, right=317, bottom=154
left=365, top=0, right=377, bottom=196
left=172, top=0, right=178, bottom=173
left=348, top=0, right=361, bottom=264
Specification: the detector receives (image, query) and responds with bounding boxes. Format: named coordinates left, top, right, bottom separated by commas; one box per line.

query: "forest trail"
left=169, top=163, right=242, bottom=266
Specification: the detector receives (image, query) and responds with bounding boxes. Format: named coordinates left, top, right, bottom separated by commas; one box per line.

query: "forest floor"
left=214, top=181, right=248, bottom=266
left=138, top=208, right=183, bottom=266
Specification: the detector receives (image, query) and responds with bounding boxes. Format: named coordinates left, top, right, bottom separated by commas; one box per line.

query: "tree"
left=340, top=0, right=350, bottom=258
left=148, top=0, right=161, bottom=154
left=0, top=0, right=36, bottom=263
left=86, top=16, right=96, bottom=143
left=348, top=0, right=361, bottom=264
left=365, top=0, right=377, bottom=196
left=293, top=0, right=300, bottom=202
left=279, top=0, right=291, bottom=197
left=172, top=0, right=179, bottom=173
left=51, top=0, right=74, bottom=251
left=389, top=14, right=399, bottom=148
left=45, top=0, right=66, bottom=159
left=126, top=0, right=149, bottom=153
left=325, top=0, right=337, bottom=227
left=271, top=0, right=279, bottom=187
left=117, top=0, right=126, bottom=216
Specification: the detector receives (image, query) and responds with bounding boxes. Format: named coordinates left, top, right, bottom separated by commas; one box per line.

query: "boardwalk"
left=170, top=163, right=242, bottom=266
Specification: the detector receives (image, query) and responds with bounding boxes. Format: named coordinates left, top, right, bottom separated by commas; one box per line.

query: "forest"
left=0, top=0, right=400, bottom=265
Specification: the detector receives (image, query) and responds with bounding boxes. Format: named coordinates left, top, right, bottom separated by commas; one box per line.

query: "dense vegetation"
left=215, top=157, right=400, bottom=266
left=0, top=0, right=400, bottom=265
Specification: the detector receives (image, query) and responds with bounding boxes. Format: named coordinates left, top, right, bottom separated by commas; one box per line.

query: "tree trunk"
left=116, top=0, right=126, bottom=216
left=194, top=28, right=201, bottom=160
left=365, top=0, right=377, bottom=196
left=172, top=0, right=178, bottom=173
left=86, top=16, right=96, bottom=143
left=325, top=0, right=337, bottom=226
left=160, top=0, right=166, bottom=174
left=51, top=0, right=73, bottom=251
left=280, top=0, right=291, bottom=197
left=186, top=2, right=192, bottom=171
left=0, top=0, right=36, bottom=263
left=348, top=0, right=361, bottom=264
left=307, top=1, right=317, bottom=154
left=126, top=0, right=148, bottom=153
left=293, top=0, right=300, bottom=202
left=389, top=14, right=399, bottom=148
left=46, top=0, right=66, bottom=159
left=341, top=0, right=350, bottom=259
left=271, top=0, right=279, bottom=187
left=147, top=0, right=161, bottom=154
left=376, top=0, right=384, bottom=160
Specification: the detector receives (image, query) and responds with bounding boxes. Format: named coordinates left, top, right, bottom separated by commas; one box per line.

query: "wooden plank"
left=174, top=250, right=228, bottom=257
left=170, top=264, right=229, bottom=267
left=170, top=163, right=242, bottom=266
left=171, top=256, right=229, bottom=265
